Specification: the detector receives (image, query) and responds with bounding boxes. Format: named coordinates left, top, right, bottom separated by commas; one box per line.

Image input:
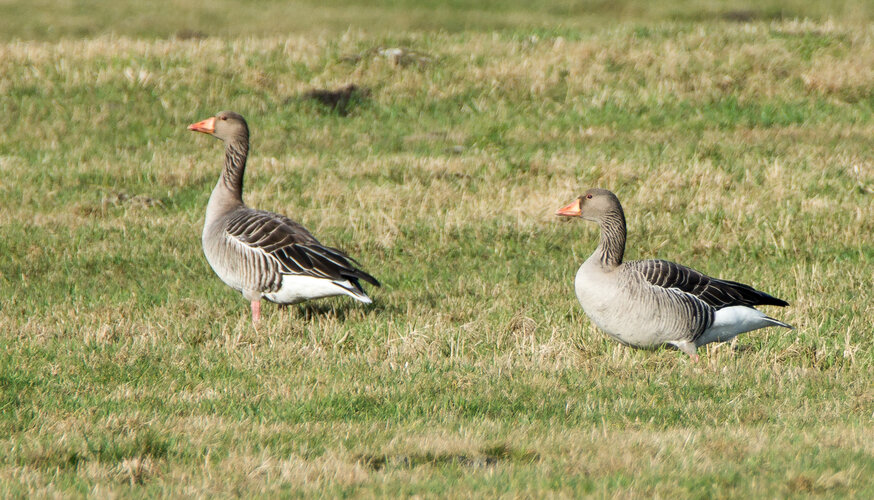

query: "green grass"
left=4, top=0, right=874, bottom=41
left=1, top=1, right=873, bottom=497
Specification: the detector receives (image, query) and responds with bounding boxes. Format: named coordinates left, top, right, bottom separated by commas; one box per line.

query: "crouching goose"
left=188, top=111, right=379, bottom=323
left=556, top=188, right=792, bottom=361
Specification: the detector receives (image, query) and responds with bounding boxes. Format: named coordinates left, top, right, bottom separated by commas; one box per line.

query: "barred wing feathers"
left=626, top=259, right=787, bottom=310
left=225, top=209, right=380, bottom=290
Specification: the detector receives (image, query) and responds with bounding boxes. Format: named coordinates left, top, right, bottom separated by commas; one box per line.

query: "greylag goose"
left=188, top=111, right=379, bottom=323
left=556, top=188, right=792, bottom=361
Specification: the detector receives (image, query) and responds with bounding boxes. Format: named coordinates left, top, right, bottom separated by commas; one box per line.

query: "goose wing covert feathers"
left=224, top=208, right=380, bottom=291
left=625, top=259, right=788, bottom=310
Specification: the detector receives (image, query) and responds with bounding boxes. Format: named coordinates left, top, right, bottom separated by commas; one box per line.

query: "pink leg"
left=251, top=300, right=261, bottom=324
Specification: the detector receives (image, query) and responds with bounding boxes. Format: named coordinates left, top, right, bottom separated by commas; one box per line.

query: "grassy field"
left=4, top=0, right=874, bottom=40
left=1, top=0, right=873, bottom=496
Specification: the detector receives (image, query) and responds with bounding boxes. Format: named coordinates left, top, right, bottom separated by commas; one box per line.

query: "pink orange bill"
left=188, top=116, right=216, bottom=134
left=555, top=199, right=581, bottom=217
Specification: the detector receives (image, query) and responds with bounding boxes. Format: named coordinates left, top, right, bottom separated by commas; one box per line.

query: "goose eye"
left=220, top=116, right=228, bottom=121
left=586, top=194, right=593, bottom=199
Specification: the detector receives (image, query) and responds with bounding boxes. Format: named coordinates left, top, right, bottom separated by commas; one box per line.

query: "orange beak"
left=188, top=116, right=216, bottom=134
left=555, top=198, right=582, bottom=217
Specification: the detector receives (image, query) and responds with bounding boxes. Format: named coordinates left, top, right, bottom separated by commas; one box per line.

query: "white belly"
left=263, top=275, right=370, bottom=305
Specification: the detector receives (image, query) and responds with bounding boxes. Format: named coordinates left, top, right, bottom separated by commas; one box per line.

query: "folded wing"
left=626, top=259, right=787, bottom=309
left=225, top=209, right=380, bottom=291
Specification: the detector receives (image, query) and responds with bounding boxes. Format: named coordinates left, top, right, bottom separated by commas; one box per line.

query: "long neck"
left=220, top=137, right=249, bottom=202
left=595, top=208, right=626, bottom=268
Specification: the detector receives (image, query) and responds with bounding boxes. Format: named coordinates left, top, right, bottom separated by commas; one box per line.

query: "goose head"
left=188, top=111, right=249, bottom=143
left=556, top=188, right=622, bottom=223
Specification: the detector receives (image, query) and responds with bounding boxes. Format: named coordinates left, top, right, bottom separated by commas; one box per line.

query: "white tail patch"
left=697, top=306, right=793, bottom=346
left=351, top=293, right=372, bottom=304
left=262, top=275, right=372, bottom=305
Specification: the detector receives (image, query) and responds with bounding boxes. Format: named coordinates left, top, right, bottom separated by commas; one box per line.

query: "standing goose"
left=188, top=111, right=379, bottom=323
left=556, top=188, right=792, bottom=361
